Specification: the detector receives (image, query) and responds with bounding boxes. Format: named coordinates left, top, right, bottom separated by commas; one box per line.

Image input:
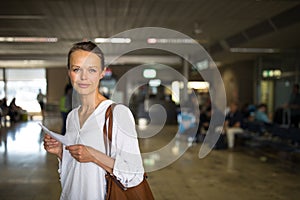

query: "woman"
left=43, top=41, right=144, bottom=200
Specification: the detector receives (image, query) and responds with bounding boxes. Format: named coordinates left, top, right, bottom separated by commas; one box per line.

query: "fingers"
left=44, top=134, right=59, bottom=143
left=43, top=134, right=62, bottom=157
left=65, top=144, right=83, bottom=150
left=66, top=144, right=85, bottom=157
left=43, top=134, right=59, bottom=147
left=66, top=145, right=92, bottom=163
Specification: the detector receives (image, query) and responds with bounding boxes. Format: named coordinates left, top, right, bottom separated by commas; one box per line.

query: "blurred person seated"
left=178, top=107, right=197, bottom=135
left=241, top=103, right=256, bottom=122
left=241, top=103, right=251, bottom=121
left=177, top=107, right=198, bottom=146
left=196, top=106, right=211, bottom=143
left=0, top=98, right=9, bottom=126
left=225, top=102, right=244, bottom=149
left=200, top=106, right=211, bottom=132
left=255, top=103, right=271, bottom=124
left=197, top=105, right=226, bottom=147
left=8, top=98, right=25, bottom=123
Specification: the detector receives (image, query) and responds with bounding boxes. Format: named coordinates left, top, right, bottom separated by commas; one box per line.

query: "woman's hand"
left=66, top=144, right=95, bottom=163
left=43, top=134, right=63, bottom=159
left=66, top=144, right=115, bottom=173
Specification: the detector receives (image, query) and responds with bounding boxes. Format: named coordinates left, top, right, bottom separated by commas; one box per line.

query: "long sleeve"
left=110, top=105, right=144, bottom=188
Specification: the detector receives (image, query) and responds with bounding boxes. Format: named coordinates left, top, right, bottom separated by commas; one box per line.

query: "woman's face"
left=68, top=50, right=105, bottom=96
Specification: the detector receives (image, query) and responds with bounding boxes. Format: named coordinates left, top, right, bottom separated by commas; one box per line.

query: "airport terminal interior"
left=1, top=0, right=300, bottom=199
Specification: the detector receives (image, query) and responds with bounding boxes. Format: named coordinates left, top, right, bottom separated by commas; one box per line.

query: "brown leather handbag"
left=103, top=104, right=155, bottom=200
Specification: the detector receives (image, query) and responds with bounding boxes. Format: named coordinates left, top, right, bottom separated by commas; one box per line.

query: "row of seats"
left=239, top=121, right=300, bottom=153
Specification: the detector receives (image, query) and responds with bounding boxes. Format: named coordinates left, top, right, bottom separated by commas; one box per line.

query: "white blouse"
left=59, top=100, right=144, bottom=200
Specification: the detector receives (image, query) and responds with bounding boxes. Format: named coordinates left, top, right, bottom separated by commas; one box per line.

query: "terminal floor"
left=0, top=119, right=299, bottom=200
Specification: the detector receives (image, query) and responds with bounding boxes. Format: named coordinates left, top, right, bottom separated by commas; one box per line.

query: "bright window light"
left=5, top=68, right=46, bottom=113
left=188, top=81, right=209, bottom=90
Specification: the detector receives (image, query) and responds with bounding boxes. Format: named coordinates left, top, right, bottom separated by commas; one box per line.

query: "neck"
left=80, top=92, right=106, bottom=112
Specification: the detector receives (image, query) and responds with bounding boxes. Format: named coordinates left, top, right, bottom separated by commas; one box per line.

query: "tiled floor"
left=0, top=119, right=300, bottom=200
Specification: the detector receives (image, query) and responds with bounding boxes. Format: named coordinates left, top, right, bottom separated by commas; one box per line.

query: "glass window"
left=6, top=69, right=46, bottom=113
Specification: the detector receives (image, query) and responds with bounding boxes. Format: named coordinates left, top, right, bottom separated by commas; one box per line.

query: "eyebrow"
left=70, top=65, right=99, bottom=69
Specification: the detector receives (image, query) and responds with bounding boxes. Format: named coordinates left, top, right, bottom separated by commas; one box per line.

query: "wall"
left=220, top=61, right=255, bottom=106
left=46, top=68, right=69, bottom=105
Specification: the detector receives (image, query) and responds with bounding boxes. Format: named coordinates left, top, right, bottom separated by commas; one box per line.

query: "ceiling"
left=0, top=0, right=300, bottom=68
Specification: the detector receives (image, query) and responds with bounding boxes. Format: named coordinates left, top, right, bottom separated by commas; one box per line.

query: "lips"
left=77, top=83, right=90, bottom=88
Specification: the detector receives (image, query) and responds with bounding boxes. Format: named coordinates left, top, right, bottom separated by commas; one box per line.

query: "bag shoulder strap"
left=103, top=103, right=116, bottom=157
left=103, top=103, right=129, bottom=190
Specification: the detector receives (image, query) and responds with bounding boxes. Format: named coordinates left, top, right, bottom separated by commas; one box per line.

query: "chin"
left=74, top=88, right=90, bottom=95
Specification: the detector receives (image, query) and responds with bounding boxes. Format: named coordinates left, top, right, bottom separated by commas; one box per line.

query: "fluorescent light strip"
left=0, top=15, right=45, bottom=19
left=94, top=38, right=131, bottom=43
left=147, top=38, right=195, bottom=44
left=230, top=48, right=279, bottom=53
left=0, top=37, right=58, bottom=43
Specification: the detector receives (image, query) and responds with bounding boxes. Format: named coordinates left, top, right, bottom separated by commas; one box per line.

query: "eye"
left=71, top=67, right=80, bottom=72
left=73, top=68, right=79, bottom=72
left=89, top=68, right=97, bottom=73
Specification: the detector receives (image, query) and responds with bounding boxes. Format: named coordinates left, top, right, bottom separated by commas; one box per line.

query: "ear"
left=67, top=69, right=71, bottom=77
left=100, top=67, right=107, bottom=79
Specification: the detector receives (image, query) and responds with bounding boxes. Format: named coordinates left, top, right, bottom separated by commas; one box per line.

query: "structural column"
left=182, top=57, right=189, bottom=104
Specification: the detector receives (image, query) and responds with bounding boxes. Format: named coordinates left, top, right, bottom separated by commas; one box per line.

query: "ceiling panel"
left=0, top=0, right=299, bottom=67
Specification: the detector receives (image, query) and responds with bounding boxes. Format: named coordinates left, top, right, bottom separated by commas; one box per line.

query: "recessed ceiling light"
left=143, top=69, right=156, bottom=78
left=149, top=79, right=161, bottom=87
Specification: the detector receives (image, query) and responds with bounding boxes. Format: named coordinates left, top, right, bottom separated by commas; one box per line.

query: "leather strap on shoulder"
left=103, top=103, right=116, bottom=156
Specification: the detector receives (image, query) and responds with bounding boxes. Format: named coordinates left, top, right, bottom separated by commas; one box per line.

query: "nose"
left=80, top=69, right=87, bottom=80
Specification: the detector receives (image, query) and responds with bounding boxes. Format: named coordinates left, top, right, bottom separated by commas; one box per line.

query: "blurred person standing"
left=37, top=89, right=46, bottom=119
left=59, top=84, right=73, bottom=135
